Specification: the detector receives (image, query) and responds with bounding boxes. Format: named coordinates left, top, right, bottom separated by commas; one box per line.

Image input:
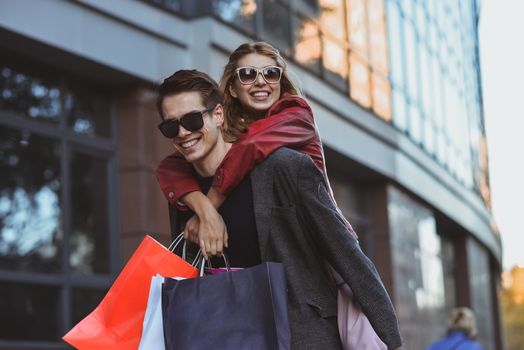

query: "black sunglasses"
left=235, top=66, right=283, bottom=85
left=158, top=108, right=213, bottom=138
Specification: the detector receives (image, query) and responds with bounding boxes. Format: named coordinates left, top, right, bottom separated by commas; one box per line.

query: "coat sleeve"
left=156, top=152, right=200, bottom=206
left=293, top=153, right=402, bottom=349
left=212, top=97, right=318, bottom=195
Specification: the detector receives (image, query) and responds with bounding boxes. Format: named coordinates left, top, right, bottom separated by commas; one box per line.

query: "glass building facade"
left=0, top=0, right=501, bottom=349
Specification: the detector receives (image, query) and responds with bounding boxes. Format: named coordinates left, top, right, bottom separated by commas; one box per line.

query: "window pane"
left=322, top=38, right=348, bottom=91
left=349, top=52, right=371, bottom=108
left=409, top=104, right=422, bottom=144
left=293, top=15, right=321, bottom=73
left=467, top=239, right=496, bottom=349
left=347, top=0, right=368, bottom=56
left=72, top=287, right=106, bottom=325
left=371, top=72, right=391, bottom=121
left=392, top=89, right=408, bottom=131
left=0, top=126, right=62, bottom=273
left=388, top=186, right=455, bottom=349
left=319, top=0, right=346, bottom=41
left=387, top=1, right=405, bottom=88
left=0, top=282, right=60, bottom=341
left=70, top=152, right=110, bottom=274
left=262, top=0, right=291, bottom=55
left=65, top=88, right=112, bottom=138
left=0, top=66, right=61, bottom=123
left=213, top=0, right=256, bottom=34
left=367, top=0, right=389, bottom=74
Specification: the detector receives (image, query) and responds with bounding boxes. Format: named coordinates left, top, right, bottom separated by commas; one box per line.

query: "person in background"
left=426, top=307, right=483, bottom=350
left=155, top=68, right=402, bottom=349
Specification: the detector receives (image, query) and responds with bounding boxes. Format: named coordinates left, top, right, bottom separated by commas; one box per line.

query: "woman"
left=156, top=42, right=402, bottom=348
left=426, top=307, right=483, bottom=350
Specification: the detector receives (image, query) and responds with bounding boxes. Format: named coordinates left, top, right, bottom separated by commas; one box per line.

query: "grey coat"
left=250, top=148, right=402, bottom=349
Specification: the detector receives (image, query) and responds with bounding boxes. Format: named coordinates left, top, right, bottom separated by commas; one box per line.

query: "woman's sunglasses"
left=158, top=108, right=213, bottom=138
left=235, top=66, right=283, bottom=85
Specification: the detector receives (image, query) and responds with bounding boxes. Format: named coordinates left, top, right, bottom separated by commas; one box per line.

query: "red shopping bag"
left=63, top=235, right=198, bottom=350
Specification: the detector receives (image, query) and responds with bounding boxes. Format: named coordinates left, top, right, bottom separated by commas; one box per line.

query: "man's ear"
left=214, top=104, right=224, bottom=126
left=229, top=83, right=238, bottom=99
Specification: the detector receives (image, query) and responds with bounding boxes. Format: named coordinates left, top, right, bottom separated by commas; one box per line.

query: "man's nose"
left=177, top=125, right=192, bottom=137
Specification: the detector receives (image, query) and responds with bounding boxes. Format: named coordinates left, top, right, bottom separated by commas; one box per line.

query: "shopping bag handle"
left=197, top=253, right=231, bottom=277
left=167, top=232, right=202, bottom=267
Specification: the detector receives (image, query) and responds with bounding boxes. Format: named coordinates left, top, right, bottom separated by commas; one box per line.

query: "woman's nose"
left=254, top=72, right=266, bottom=85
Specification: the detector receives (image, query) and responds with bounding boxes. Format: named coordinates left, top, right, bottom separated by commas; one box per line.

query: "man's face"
left=161, top=91, right=223, bottom=165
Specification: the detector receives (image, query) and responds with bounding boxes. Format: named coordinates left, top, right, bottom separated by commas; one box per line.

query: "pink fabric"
left=332, top=269, right=387, bottom=350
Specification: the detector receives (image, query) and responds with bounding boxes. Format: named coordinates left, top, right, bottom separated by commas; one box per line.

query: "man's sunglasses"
left=235, top=66, right=283, bottom=85
left=158, top=108, right=213, bottom=138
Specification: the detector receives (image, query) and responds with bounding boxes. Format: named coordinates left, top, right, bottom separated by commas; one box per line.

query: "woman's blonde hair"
left=447, top=307, right=478, bottom=339
left=219, top=41, right=301, bottom=142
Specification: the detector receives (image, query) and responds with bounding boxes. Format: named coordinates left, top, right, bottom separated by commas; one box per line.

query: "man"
left=155, top=70, right=402, bottom=349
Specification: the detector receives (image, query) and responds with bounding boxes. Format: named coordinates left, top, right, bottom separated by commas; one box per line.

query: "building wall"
left=0, top=0, right=502, bottom=349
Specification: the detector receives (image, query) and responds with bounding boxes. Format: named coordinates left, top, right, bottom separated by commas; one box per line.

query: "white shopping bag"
left=138, top=275, right=166, bottom=350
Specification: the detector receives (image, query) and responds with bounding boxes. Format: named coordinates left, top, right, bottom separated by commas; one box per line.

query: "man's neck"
left=193, top=141, right=232, bottom=177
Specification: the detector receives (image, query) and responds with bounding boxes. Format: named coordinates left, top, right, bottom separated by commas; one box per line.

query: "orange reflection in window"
left=367, top=0, right=389, bottom=75
left=323, top=39, right=348, bottom=79
left=241, top=0, right=257, bottom=16
left=371, top=72, right=392, bottom=120
left=295, top=20, right=322, bottom=67
left=349, top=52, right=371, bottom=108
left=319, top=0, right=346, bottom=41
left=479, top=135, right=492, bottom=207
left=347, top=0, right=369, bottom=56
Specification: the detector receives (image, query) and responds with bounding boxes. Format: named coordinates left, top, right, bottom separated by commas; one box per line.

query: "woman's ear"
left=229, top=83, right=238, bottom=99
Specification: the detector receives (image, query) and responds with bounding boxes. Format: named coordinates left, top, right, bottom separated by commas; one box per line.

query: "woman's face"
left=229, top=53, right=282, bottom=118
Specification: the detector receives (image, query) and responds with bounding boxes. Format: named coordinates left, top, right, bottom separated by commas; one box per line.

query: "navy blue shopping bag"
left=162, top=261, right=290, bottom=350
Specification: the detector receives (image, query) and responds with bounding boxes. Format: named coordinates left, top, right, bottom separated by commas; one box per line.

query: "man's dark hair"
left=156, top=69, right=223, bottom=120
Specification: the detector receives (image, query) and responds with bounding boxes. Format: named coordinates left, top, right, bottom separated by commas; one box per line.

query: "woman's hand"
left=195, top=208, right=228, bottom=260
left=179, top=190, right=228, bottom=259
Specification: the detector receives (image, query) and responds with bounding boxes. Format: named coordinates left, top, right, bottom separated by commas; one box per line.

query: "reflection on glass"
left=322, top=38, right=348, bottom=90
left=0, top=126, right=62, bottom=273
left=371, top=72, right=391, bottom=121
left=367, top=0, right=389, bottom=74
left=386, top=1, right=405, bottom=88
left=467, top=238, right=495, bottom=350
left=319, top=0, right=346, bottom=41
left=347, top=0, right=368, bottom=56
left=72, top=288, right=106, bottom=325
left=392, top=89, right=408, bottom=131
left=293, top=16, right=321, bottom=73
left=262, top=0, right=291, bottom=55
left=0, top=67, right=61, bottom=123
left=349, top=52, right=371, bottom=108
left=70, top=152, right=109, bottom=274
left=423, top=117, right=435, bottom=154
left=213, top=0, right=256, bottom=34
left=388, top=186, right=455, bottom=349
left=0, top=282, right=60, bottom=341
left=65, top=89, right=111, bottom=138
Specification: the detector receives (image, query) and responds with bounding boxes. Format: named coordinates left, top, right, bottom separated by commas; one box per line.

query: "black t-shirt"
left=195, top=173, right=261, bottom=268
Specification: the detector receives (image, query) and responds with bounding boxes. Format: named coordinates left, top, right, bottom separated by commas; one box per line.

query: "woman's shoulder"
left=267, top=95, right=312, bottom=115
